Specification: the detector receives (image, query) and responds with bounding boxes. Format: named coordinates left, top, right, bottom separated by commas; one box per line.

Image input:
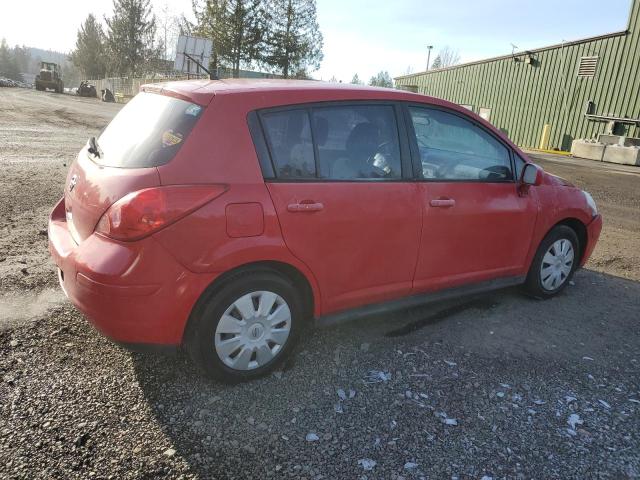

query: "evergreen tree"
left=351, top=73, right=362, bottom=85
left=0, top=39, right=22, bottom=81
left=226, top=0, right=265, bottom=76
left=368, top=71, right=393, bottom=88
left=105, top=0, right=160, bottom=76
left=194, top=0, right=265, bottom=78
left=12, top=46, right=31, bottom=75
left=71, top=14, right=107, bottom=79
left=265, top=0, right=323, bottom=78
left=430, top=55, right=442, bottom=70
left=193, top=0, right=227, bottom=73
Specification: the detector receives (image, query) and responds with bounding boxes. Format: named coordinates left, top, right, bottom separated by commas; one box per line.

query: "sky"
left=0, top=0, right=632, bottom=81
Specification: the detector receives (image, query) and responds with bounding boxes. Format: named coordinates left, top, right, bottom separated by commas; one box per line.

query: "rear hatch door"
left=64, top=91, right=206, bottom=243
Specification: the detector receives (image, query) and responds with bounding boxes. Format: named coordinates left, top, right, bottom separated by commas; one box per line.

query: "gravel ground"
left=1, top=88, right=639, bottom=479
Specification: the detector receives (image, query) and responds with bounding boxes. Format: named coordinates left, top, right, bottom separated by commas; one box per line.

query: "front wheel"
left=524, top=225, right=579, bottom=299
left=186, top=270, right=303, bottom=382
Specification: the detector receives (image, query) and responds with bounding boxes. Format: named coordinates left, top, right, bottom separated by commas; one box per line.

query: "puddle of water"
left=0, top=288, right=67, bottom=330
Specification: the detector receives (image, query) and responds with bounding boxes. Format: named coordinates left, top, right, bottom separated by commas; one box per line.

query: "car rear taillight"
left=96, top=185, right=227, bottom=241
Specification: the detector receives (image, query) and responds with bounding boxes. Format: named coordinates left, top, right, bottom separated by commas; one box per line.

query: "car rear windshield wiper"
left=88, top=136, right=101, bottom=158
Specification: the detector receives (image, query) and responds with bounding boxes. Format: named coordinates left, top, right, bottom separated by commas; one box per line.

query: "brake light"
left=96, top=185, right=227, bottom=241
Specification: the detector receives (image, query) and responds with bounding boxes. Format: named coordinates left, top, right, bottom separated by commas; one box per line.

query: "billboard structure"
left=174, top=35, right=214, bottom=78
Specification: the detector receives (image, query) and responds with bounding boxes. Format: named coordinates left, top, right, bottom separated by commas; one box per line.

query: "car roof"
left=140, top=78, right=528, bottom=161
left=141, top=78, right=425, bottom=106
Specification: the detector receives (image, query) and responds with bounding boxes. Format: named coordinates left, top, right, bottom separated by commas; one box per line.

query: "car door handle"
left=287, top=202, right=324, bottom=212
left=430, top=198, right=456, bottom=208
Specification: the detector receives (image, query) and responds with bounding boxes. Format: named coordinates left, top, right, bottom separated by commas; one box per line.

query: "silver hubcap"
left=540, top=239, right=575, bottom=291
left=214, top=291, right=292, bottom=371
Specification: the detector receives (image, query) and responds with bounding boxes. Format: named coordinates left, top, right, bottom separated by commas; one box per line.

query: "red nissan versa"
left=48, top=80, right=602, bottom=381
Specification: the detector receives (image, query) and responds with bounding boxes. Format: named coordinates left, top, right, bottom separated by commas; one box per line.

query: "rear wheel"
left=525, top=225, right=579, bottom=298
left=186, top=270, right=303, bottom=382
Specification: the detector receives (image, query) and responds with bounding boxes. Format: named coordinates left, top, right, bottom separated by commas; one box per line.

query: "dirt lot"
left=1, top=88, right=639, bottom=479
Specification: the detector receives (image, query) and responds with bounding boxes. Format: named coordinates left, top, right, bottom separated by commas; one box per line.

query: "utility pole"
left=426, top=45, right=433, bottom=71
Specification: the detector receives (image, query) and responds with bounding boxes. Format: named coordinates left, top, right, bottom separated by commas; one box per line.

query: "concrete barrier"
left=571, top=140, right=605, bottom=161
left=598, top=134, right=640, bottom=147
left=602, top=145, right=640, bottom=166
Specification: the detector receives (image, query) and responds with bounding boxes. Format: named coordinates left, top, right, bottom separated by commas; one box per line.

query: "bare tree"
left=431, top=46, right=460, bottom=70
left=156, top=3, right=180, bottom=61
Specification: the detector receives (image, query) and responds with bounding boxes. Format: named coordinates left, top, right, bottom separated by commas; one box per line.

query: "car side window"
left=409, top=107, right=513, bottom=181
left=312, top=105, right=402, bottom=180
left=261, top=110, right=316, bottom=178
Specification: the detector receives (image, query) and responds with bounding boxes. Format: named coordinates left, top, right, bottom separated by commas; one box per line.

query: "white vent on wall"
left=577, top=56, right=599, bottom=77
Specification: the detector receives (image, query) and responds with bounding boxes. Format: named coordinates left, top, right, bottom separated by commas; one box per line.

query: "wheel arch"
left=182, top=260, right=318, bottom=345
left=552, top=217, right=588, bottom=263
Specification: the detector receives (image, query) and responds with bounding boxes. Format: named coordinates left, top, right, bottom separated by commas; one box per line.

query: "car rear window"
left=94, top=92, right=204, bottom=168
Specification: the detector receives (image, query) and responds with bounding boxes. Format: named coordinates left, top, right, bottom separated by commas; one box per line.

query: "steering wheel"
left=480, top=165, right=511, bottom=180
left=366, top=141, right=393, bottom=177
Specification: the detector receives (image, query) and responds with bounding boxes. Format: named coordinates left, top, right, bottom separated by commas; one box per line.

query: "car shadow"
left=130, top=268, right=640, bottom=478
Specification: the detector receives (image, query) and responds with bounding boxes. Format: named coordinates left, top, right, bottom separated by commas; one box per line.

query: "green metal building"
left=395, top=0, right=640, bottom=151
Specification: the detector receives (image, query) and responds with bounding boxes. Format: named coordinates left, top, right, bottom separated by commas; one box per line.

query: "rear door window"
left=312, top=105, right=401, bottom=180
left=257, top=103, right=404, bottom=181
left=95, top=92, right=203, bottom=168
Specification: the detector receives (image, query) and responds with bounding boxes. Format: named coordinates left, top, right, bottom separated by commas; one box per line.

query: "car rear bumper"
left=581, top=214, right=603, bottom=267
left=48, top=197, right=215, bottom=346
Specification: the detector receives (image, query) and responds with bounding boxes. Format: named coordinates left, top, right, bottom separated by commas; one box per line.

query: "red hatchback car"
left=49, top=80, right=602, bottom=381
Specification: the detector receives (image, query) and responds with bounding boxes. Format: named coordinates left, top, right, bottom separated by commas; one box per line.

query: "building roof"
left=395, top=28, right=629, bottom=81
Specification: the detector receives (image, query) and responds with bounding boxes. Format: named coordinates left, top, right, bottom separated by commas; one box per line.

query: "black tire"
left=524, top=225, right=579, bottom=299
left=186, top=269, right=304, bottom=382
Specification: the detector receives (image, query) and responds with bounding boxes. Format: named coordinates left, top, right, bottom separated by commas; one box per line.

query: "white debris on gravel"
left=404, top=462, right=419, bottom=470
left=358, top=458, right=377, bottom=471
left=599, top=399, right=611, bottom=409
left=565, top=396, right=577, bottom=403
left=364, top=370, right=391, bottom=383
left=568, top=414, right=583, bottom=430
left=443, top=418, right=458, bottom=426
left=583, top=356, right=594, bottom=361
left=337, top=388, right=347, bottom=400
left=305, top=433, right=319, bottom=442
left=444, top=360, right=457, bottom=366
left=533, top=399, right=546, bottom=405
left=163, top=448, right=176, bottom=457
left=334, top=403, right=344, bottom=414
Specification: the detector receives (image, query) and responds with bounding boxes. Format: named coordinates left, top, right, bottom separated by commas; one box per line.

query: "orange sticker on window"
left=162, top=130, right=183, bottom=147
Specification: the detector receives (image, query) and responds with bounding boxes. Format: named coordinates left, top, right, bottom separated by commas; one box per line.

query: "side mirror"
left=521, top=163, right=543, bottom=186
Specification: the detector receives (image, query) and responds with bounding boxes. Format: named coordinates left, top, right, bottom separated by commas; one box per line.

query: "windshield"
left=95, top=92, right=204, bottom=168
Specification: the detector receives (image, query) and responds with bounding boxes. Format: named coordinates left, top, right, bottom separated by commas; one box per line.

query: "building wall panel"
left=395, top=0, right=640, bottom=150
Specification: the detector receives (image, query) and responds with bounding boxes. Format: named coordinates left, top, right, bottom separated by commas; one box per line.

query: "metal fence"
left=87, top=68, right=282, bottom=102
left=87, top=73, right=207, bottom=101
